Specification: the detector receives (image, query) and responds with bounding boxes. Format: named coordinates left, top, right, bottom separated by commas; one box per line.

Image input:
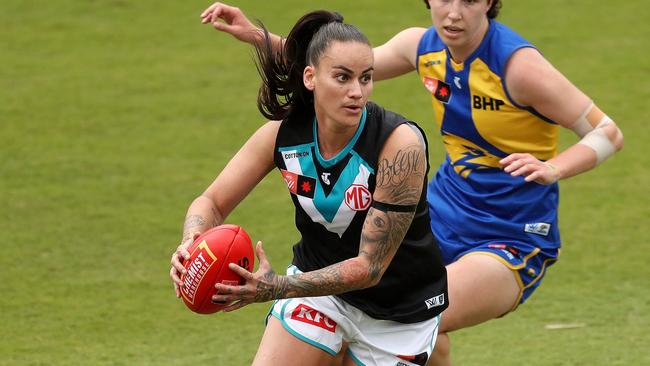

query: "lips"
left=443, top=25, right=463, bottom=36
left=343, top=105, right=362, bottom=113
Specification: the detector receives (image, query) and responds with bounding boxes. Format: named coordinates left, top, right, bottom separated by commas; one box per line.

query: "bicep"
left=203, top=121, right=280, bottom=219
left=373, top=27, right=426, bottom=81
left=506, top=47, right=592, bottom=127
left=358, top=124, right=427, bottom=283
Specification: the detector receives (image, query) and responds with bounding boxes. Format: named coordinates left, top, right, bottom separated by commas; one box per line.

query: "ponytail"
left=254, top=11, right=369, bottom=121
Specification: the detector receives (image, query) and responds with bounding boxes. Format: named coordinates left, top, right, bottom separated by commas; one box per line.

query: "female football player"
left=171, top=10, right=448, bottom=366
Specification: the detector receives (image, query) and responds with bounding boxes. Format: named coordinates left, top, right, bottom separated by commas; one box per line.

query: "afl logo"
left=344, top=184, right=372, bottom=211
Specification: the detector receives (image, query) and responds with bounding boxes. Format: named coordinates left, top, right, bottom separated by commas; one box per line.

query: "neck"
left=448, top=19, right=490, bottom=63
left=317, top=124, right=355, bottom=160
left=314, top=112, right=357, bottom=160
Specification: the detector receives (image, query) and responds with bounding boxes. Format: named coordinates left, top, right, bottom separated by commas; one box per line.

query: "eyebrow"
left=333, top=65, right=374, bottom=74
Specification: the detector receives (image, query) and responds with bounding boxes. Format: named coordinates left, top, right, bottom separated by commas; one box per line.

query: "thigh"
left=440, top=253, right=520, bottom=332
left=253, top=316, right=336, bottom=366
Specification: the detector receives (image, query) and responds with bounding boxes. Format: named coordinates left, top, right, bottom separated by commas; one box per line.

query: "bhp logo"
left=291, top=304, right=337, bottom=332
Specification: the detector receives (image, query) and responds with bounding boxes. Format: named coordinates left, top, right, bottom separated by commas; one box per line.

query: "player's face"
left=304, top=41, right=374, bottom=130
left=428, top=0, right=492, bottom=59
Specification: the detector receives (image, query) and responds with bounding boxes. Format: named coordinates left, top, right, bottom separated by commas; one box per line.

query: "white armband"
left=571, top=103, right=617, bottom=165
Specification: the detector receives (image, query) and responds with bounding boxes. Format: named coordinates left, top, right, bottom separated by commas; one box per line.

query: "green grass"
left=1, top=1, right=648, bottom=365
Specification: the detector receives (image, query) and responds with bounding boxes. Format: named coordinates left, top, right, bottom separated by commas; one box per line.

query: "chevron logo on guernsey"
left=423, top=76, right=451, bottom=104
left=281, top=169, right=316, bottom=199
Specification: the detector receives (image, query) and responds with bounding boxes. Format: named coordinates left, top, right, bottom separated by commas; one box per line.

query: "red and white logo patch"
left=281, top=170, right=298, bottom=193
left=290, top=304, right=337, bottom=332
left=181, top=241, right=217, bottom=305
left=344, top=184, right=372, bottom=211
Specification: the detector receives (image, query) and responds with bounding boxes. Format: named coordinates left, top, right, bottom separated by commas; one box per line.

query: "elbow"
left=614, top=129, right=624, bottom=152
left=344, top=257, right=382, bottom=290
left=602, top=122, right=624, bottom=153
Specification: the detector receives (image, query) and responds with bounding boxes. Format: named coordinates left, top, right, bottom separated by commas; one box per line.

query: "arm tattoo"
left=359, top=141, right=424, bottom=283
left=182, top=214, right=205, bottom=240
left=253, top=261, right=365, bottom=300
left=376, top=144, right=425, bottom=205
left=360, top=208, right=414, bottom=283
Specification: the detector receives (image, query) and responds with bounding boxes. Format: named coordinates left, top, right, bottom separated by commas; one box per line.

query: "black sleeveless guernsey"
left=274, top=101, right=448, bottom=323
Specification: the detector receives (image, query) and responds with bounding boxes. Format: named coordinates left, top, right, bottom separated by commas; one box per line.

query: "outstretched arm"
left=500, top=47, right=624, bottom=184
left=170, top=121, right=280, bottom=297
left=200, top=3, right=424, bottom=82
left=200, top=2, right=283, bottom=50
left=213, top=124, right=427, bottom=311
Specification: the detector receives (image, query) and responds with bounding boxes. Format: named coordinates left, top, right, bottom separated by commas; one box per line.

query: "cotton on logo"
left=291, top=304, right=337, bottom=332
left=344, top=184, right=371, bottom=211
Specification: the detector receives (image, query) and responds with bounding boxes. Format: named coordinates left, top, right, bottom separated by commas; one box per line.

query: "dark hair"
left=254, top=11, right=370, bottom=121
left=422, top=0, right=502, bottom=19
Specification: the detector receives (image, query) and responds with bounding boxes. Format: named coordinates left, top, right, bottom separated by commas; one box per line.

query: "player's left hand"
left=500, top=153, right=560, bottom=185
left=212, top=241, right=281, bottom=312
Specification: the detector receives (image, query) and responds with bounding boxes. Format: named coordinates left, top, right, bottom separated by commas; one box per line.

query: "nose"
left=348, top=80, right=363, bottom=99
left=447, top=0, right=462, bottom=20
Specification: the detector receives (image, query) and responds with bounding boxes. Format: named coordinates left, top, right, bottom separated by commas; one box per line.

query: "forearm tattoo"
left=182, top=214, right=205, bottom=240
left=253, top=262, right=357, bottom=301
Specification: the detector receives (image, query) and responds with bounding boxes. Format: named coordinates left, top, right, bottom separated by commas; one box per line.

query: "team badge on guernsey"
left=281, top=169, right=316, bottom=199
left=423, top=76, right=452, bottom=104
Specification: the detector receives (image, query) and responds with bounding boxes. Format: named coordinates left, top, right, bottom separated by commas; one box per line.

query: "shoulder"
left=389, top=27, right=428, bottom=47
left=416, top=26, right=444, bottom=53
left=505, top=47, right=560, bottom=106
left=483, top=21, right=536, bottom=74
left=380, top=122, right=426, bottom=161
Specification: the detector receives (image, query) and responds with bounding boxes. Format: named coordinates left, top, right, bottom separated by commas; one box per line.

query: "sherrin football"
left=180, top=224, right=254, bottom=314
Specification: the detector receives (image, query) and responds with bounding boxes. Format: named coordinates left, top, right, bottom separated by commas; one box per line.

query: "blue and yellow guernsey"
left=417, top=21, right=561, bottom=262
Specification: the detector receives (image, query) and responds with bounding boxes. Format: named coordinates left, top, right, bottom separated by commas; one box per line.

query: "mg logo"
left=344, top=184, right=371, bottom=211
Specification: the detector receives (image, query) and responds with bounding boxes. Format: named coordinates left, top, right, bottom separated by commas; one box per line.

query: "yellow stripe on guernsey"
left=468, top=58, right=558, bottom=161
left=419, top=51, right=558, bottom=178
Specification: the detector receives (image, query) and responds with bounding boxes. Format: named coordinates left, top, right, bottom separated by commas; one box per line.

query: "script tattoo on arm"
left=375, top=143, right=425, bottom=204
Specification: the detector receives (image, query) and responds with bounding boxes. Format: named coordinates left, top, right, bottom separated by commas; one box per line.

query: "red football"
left=180, top=224, right=254, bottom=314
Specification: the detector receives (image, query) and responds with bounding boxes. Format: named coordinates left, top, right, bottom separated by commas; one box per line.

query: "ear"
left=303, top=65, right=315, bottom=91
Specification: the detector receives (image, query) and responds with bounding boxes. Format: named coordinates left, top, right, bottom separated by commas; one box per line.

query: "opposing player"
left=170, top=10, right=448, bottom=366
left=199, top=1, right=624, bottom=365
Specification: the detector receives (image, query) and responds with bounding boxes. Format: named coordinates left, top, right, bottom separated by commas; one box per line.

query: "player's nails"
left=182, top=269, right=187, bottom=274
left=184, top=254, right=190, bottom=260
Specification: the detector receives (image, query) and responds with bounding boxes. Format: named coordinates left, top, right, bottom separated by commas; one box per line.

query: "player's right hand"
left=200, top=2, right=260, bottom=44
left=170, top=233, right=199, bottom=298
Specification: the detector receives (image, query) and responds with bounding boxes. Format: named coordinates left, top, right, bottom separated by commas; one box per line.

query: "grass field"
left=1, top=1, right=649, bottom=365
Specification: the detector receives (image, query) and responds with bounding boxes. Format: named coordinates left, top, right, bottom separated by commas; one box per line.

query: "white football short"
left=268, top=265, right=440, bottom=366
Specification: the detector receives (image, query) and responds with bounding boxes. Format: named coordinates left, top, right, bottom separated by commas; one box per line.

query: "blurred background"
left=1, top=1, right=648, bottom=365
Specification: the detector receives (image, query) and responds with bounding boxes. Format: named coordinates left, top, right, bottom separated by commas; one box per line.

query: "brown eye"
left=336, top=74, right=349, bottom=82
